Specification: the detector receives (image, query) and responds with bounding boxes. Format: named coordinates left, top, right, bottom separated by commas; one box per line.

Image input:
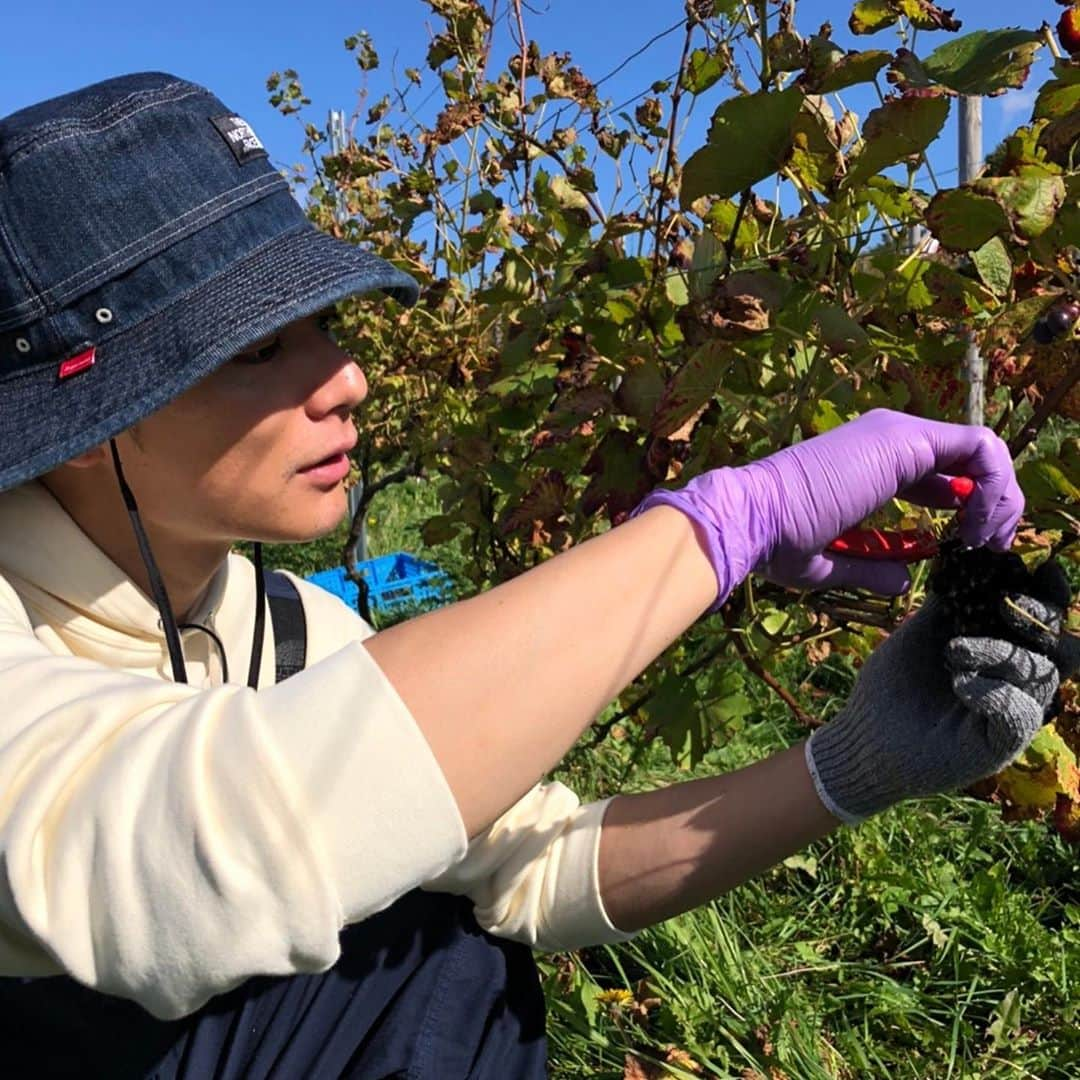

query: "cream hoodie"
left=0, top=482, right=631, bottom=1020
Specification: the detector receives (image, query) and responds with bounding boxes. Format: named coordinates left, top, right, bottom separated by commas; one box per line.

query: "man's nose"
left=307, top=344, right=367, bottom=418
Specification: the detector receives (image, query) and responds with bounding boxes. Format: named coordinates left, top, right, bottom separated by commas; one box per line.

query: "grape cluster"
left=1032, top=300, right=1080, bottom=345
left=929, top=539, right=1031, bottom=639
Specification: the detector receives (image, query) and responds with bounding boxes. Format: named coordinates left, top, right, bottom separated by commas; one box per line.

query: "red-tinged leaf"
left=581, top=429, right=652, bottom=521
left=926, top=188, right=1010, bottom=251
left=896, top=0, right=962, bottom=32
left=500, top=470, right=570, bottom=538
left=1054, top=793, right=1080, bottom=844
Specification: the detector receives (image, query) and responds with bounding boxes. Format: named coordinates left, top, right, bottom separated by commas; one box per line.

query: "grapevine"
left=271, top=0, right=1080, bottom=831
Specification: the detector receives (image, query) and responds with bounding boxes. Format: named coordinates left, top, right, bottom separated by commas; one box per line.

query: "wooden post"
left=959, top=96, right=985, bottom=426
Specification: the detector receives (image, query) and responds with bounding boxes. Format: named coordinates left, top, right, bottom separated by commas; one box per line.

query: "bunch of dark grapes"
left=1032, top=299, right=1080, bottom=345
left=929, top=539, right=1031, bottom=639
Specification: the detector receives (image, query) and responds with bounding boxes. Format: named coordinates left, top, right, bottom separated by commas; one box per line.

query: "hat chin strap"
left=109, top=439, right=265, bottom=689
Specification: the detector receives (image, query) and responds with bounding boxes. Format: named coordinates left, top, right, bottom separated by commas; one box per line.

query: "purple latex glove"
left=631, top=409, right=1024, bottom=606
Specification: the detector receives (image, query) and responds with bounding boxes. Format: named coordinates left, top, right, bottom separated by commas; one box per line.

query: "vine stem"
left=342, top=458, right=425, bottom=595
left=720, top=606, right=818, bottom=727
left=510, top=0, right=532, bottom=219
left=648, top=17, right=694, bottom=280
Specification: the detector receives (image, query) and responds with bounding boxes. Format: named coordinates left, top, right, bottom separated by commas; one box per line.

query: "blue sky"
left=0, top=1, right=1055, bottom=208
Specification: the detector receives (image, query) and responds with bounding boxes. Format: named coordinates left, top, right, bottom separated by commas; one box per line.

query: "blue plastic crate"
left=306, top=552, right=451, bottom=615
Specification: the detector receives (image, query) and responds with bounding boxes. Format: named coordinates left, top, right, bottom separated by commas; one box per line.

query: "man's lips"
left=298, top=432, right=356, bottom=479
left=299, top=433, right=357, bottom=473
left=298, top=452, right=351, bottom=484
left=300, top=451, right=348, bottom=472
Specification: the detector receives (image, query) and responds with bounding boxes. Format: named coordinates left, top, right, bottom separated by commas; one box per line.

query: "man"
left=0, top=72, right=1071, bottom=1077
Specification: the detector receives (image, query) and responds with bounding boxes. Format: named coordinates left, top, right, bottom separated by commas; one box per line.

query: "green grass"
left=543, top=654, right=1080, bottom=1079
left=252, top=474, right=1080, bottom=1077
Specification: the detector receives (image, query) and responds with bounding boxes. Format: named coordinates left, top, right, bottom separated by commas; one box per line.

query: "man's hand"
left=807, top=558, right=1076, bottom=824
left=631, top=409, right=1025, bottom=605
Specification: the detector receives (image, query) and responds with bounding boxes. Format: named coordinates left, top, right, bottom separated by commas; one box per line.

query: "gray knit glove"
left=806, top=564, right=1079, bottom=825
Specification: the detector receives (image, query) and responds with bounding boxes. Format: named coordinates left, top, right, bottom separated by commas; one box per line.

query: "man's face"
left=115, top=313, right=367, bottom=545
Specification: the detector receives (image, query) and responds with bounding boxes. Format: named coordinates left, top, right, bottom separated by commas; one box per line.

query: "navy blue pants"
left=0, top=890, right=547, bottom=1078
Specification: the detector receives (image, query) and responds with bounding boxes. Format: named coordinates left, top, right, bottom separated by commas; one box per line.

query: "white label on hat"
left=210, top=115, right=268, bottom=165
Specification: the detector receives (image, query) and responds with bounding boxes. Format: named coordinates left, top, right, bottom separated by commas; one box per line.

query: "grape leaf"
left=1018, top=458, right=1080, bottom=505
left=925, top=188, right=1010, bottom=251
left=998, top=725, right=1080, bottom=816
left=788, top=99, right=843, bottom=193
left=843, top=92, right=950, bottom=190
left=614, top=358, right=666, bottom=424
left=680, top=47, right=729, bottom=95
left=849, top=0, right=897, bottom=35
left=1034, top=75, right=1080, bottom=122
left=645, top=675, right=707, bottom=766
left=973, top=176, right=1066, bottom=239
left=680, top=88, right=804, bottom=205
left=805, top=49, right=892, bottom=93
left=815, top=303, right=869, bottom=354
left=971, top=236, right=1012, bottom=297
left=922, top=29, right=1042, bottom=96
left=652, top=341, right=731, bottom=438
left=896, top=0, right=962, bottom=32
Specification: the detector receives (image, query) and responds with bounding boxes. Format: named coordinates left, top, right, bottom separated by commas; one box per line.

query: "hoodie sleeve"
left=421, top=783, right=636, bottom=951
left=0, top=574, right=467, bottom=1019
left=288, top=576, right=636, bottom=954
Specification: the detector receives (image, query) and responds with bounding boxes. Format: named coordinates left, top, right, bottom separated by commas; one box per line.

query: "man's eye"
left=233, top=339, right=282, bottom=365
left=316, top=314, right=339, bottom=342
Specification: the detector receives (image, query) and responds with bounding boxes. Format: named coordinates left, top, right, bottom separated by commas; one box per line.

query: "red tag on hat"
left=58, top=346, right=96, bottom=380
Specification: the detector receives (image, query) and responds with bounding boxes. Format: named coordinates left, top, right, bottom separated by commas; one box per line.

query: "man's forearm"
left=597, top=742, right=839, bottom=932
left=363, top=506, right=716, bottom=838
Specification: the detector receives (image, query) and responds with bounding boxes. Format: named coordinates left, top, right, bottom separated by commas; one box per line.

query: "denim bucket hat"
left=0, top=72, right=419, bottom=493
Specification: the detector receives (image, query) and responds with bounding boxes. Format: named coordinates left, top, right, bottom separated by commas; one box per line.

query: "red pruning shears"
left=826, top=476, right=975, bottom=563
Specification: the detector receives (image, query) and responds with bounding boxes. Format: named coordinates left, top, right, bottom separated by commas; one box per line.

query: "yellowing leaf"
left=849, top=0, right=897, bottom=35
left=971, top=236, right=1012, bottom=296
left=549, top=174, right=590, bottom=212
left=973, top=176, right=1066, bottom=239
left=1018, top=458, right=1080, bottom=506
left=998, top=725, right=1080, bottom=815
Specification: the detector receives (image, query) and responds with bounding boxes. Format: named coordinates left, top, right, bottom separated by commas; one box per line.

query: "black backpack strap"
left=263, top=570, right=307, bottom=683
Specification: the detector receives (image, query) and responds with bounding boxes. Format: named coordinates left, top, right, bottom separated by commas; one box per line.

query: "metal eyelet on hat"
left=15, top=337, right=31, bottom=354
left=95, top=308, right=114, bottom=324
